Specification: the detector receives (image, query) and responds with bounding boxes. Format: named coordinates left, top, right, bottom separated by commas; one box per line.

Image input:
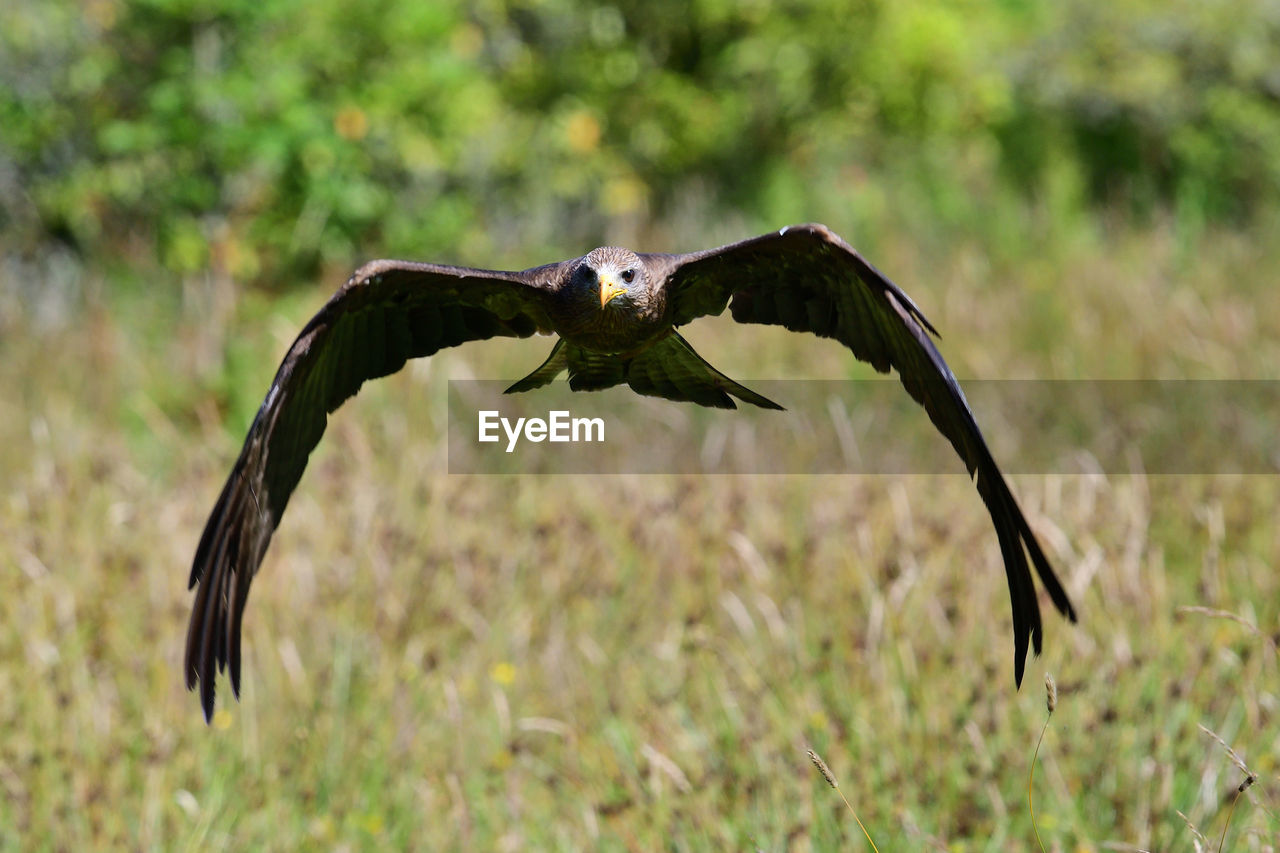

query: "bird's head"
left=577, top=247, right=647, bottom=311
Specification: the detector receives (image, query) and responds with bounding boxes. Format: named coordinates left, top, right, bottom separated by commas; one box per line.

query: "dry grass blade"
left=1176, top=607, right=1279, bottom=660
left=1175, top=809, right=1208, bottom=852
left=807, top=749, right=879, bottom=852
left=1197, top=723, right=1251, bottom=777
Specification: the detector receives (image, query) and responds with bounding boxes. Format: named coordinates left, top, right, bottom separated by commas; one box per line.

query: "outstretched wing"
left=186, top=259, right=566, bottom=720
left=658, top=223, right=1077, bottom=686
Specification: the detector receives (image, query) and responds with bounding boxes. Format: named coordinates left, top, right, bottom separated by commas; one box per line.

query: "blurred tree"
left=2, top=0, right=1278, bottom=287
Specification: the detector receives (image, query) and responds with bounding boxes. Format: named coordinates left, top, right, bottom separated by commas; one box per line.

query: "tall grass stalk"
left=1029, top=673, right=1057, bottom=853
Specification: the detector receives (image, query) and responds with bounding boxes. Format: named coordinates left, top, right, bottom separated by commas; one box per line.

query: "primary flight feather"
left=186, top=223, right=1077, bottom=720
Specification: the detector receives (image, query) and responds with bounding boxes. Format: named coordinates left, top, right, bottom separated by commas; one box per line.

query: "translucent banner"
left=446, top=380, right=1280, bottom=475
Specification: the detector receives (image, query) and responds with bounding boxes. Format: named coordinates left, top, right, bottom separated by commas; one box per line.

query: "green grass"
left=1, top=218, right=1277, bottom=850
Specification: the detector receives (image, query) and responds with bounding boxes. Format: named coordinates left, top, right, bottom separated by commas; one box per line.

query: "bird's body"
left=185, top=223, right=1077, bottom=721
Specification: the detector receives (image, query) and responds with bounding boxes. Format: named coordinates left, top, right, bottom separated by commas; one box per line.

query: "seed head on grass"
left=1215, top=774, right=1256, bottom=853
left=1029, top=673, right=1057, bottom=853
left=1198, top=724, right=1259, bottom=853
left=808, top=750, right=838, bottom=788
left=807, top=749, right=879, bottom=852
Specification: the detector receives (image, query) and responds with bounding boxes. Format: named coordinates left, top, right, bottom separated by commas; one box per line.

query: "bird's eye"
left=621, top=269, right=635, bottom=283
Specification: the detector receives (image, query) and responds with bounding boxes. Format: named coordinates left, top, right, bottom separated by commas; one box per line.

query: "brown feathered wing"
left=185, top=259, right=563, bottom=720
left=654, top=224, right=1077, bottom=687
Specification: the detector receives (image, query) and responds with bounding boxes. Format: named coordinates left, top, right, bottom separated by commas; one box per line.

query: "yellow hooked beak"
left=599, top=274, right=627, bottom=307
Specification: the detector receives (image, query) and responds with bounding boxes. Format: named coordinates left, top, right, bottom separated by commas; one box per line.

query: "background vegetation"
left=2, top=0, right=1278, bottom=848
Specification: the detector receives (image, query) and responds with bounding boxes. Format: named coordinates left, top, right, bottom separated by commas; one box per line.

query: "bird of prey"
left=186, top=223, right=1077, bottom=720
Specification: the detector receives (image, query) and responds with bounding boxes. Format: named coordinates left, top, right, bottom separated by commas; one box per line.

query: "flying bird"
left=186, top=223, right=1077, bottom=720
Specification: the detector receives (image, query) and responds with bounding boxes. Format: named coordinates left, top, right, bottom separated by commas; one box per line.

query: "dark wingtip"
left=1011, top=621, right=1031, bottom=690
left=1014, top=622, right=1040, bottom=689
left=503, top=375, right=540, bottom=395
left=200, top=676, right=215, bottom=724
left=727, top=385, right=784, bottom=410
left=1014, top=622, right=1049, bottom=691
left=190, top=603, right=216, bottom=723
left=229, top=639, right=242, bottom=700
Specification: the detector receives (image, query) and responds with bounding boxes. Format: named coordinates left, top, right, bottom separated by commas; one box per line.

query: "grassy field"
left=2, top=218, right=1278, bottom=850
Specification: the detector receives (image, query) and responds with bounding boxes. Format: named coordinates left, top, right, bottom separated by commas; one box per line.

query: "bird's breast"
left=548, top=297, right=669, bottom=355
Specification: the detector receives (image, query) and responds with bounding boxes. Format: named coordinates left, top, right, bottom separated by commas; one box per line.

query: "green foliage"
left=1003, top=0, right=1280, bottom=221
left=4, top=0, right=1280, bottom=285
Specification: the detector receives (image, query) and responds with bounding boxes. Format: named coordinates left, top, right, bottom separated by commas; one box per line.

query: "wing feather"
left=663, top=223, right=1076, bottom=686
left=185, top=260, right=562, bottom=720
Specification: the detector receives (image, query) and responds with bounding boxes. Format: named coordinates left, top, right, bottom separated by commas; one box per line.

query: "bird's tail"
left=505, top=333, right=783, bottom=411
left=505, top=339, right=569, bottom=394
left=624, top=333, right=783, bottom=410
